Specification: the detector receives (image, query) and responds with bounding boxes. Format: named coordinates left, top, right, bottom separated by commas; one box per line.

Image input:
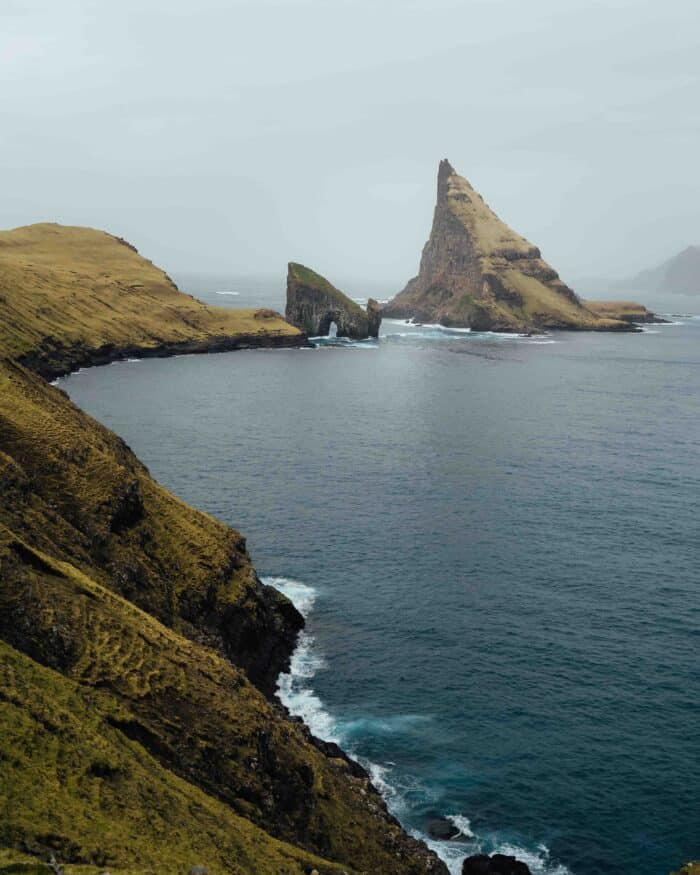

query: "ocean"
left=59, top=275, right=700, bottom=875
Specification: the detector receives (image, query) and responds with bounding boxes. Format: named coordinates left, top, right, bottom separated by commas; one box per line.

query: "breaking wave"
left=268, top=575, right=572, bottom=875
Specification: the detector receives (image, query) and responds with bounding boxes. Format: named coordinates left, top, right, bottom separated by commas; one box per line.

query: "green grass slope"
left=0, top=223, right=302, bottom=377
left=287, top=263, right=364, bottom=315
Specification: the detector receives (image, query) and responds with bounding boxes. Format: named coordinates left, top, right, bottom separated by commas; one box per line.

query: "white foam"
left=215, top=290, right=240, bottom=295
left=268, top=575, right=572, bottom=875
left=494, top=842, right=571, bottom=875
left=268, top=577, right=341, bottom=744
left=447, top=814, right=475, bottom=839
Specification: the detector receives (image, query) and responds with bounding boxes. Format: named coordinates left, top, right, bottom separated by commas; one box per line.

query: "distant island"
left=624, top=245, right=700, bottom=295
left=384, top=160, right=660, bottom=332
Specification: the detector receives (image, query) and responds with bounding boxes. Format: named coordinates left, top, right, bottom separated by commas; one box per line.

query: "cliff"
left=0, top=223, right=306, bottom=379
left=384, top=161, right=655, bottom=332
left=0, top=228, right=446, bottom=873
left=627, top=245, right=700, bottom=294
left=286, top=262, right=381, bottom=339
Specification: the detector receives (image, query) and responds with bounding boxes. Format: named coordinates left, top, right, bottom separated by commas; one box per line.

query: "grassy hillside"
left=0, top=226, right=445, bottom=874
left=0, top=223, right=302, bottom=377
left=0, top=358, right=299, bottom=696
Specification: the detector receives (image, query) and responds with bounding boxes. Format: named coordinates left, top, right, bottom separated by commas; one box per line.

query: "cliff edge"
left=384, top=161, right=657, bottom=332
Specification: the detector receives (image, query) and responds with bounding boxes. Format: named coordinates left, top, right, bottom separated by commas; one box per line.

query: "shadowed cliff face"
left=286, top=262, right=381, bottom=338
left=384, top=161, right=654, bottom=333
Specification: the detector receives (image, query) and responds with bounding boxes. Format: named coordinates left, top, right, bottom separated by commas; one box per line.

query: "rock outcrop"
left=384, top=160, right=656, bottom=332
left=0, top=229, right=446, bottom=875
left=286, top=262, right=381, bottom=338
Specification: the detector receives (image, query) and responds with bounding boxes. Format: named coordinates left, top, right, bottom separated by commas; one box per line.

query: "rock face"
left=384, top=160, right=650, bottom=332
left=462, top=853, right=532, bottom=875
left=286, top=262, right=381, bottom=338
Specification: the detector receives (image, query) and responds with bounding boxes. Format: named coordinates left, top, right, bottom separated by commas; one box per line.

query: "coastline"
left=23, top=328, right=311, bottom=382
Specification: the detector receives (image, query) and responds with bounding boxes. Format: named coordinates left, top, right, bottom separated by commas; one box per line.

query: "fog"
left=3, top=0, right=698, bottom=290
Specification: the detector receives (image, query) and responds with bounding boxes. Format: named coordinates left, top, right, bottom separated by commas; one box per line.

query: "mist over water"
left=61, top=278, right=700, bottom=875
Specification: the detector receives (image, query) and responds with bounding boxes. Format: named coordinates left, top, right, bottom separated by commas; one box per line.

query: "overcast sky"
left=2, top=0, right=699, bottom=291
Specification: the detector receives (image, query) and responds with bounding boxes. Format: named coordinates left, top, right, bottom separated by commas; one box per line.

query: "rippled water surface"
left=61, top=279, right=700, bottom=875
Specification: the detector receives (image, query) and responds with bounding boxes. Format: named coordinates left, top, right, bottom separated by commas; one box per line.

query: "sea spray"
left=266, top=576, right=572, bottom=875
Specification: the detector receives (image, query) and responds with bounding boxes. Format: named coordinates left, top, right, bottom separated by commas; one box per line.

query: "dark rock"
left=286, top=263, right=381, bottom=339
left=462, top=853, right=532, bottom=875
left=425, top=817, right=460, bottom=840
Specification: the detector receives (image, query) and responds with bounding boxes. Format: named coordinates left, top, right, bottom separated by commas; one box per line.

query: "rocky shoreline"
left=21, top=329, right=310, bottom=383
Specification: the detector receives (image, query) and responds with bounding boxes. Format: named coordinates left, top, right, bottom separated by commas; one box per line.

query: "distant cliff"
left=286, top=262, right=381, bottom=339
left=384, top=161, right=656, bottom=332
left=627, top=245, right=700, bottom=294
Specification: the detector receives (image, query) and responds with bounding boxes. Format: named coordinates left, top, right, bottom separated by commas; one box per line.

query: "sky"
left=2, top=0, right=699, bottom=292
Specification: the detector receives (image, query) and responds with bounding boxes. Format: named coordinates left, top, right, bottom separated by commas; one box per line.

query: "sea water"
left=60, top=276, right=700, bottom=875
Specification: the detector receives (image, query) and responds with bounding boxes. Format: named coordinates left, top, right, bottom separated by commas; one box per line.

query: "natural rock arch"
left=285, top=263, right=381, bottom=339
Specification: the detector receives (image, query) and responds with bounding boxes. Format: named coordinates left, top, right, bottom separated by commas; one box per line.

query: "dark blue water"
left=60, top=279, right=700, bottom=875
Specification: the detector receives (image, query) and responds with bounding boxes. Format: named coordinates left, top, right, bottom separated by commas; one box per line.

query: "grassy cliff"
left=0, top=223, right=303, bottom=378
left=0, top=228, right=445, bottom=873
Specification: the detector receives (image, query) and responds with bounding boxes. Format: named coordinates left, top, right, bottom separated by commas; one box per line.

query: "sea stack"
left=286, top=262, right=381, bottom=339
left=384, top=160, right=645, bottom=332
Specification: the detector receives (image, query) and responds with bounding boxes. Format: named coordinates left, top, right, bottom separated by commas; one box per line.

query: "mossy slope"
left=0, top=522, right=440, bottom=873
left=0, top=223, right=303, bottom=378
left=0, top=640, right=352, bottom=875
left=0, top=226, right=445, bottom=872
left=385, top=161, right=655, bottom=332
left=0, top=358, right=299, bottom=696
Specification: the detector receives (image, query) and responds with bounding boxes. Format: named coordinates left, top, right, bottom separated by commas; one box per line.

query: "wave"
left=267, top=575, right=572, bottom=875
left=215, top=290, right=240, bottom=295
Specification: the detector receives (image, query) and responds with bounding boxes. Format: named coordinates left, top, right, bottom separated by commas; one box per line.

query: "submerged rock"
left=286, top=262, right=381, bottom=339
left=425, top=817, right=460, bottom=840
